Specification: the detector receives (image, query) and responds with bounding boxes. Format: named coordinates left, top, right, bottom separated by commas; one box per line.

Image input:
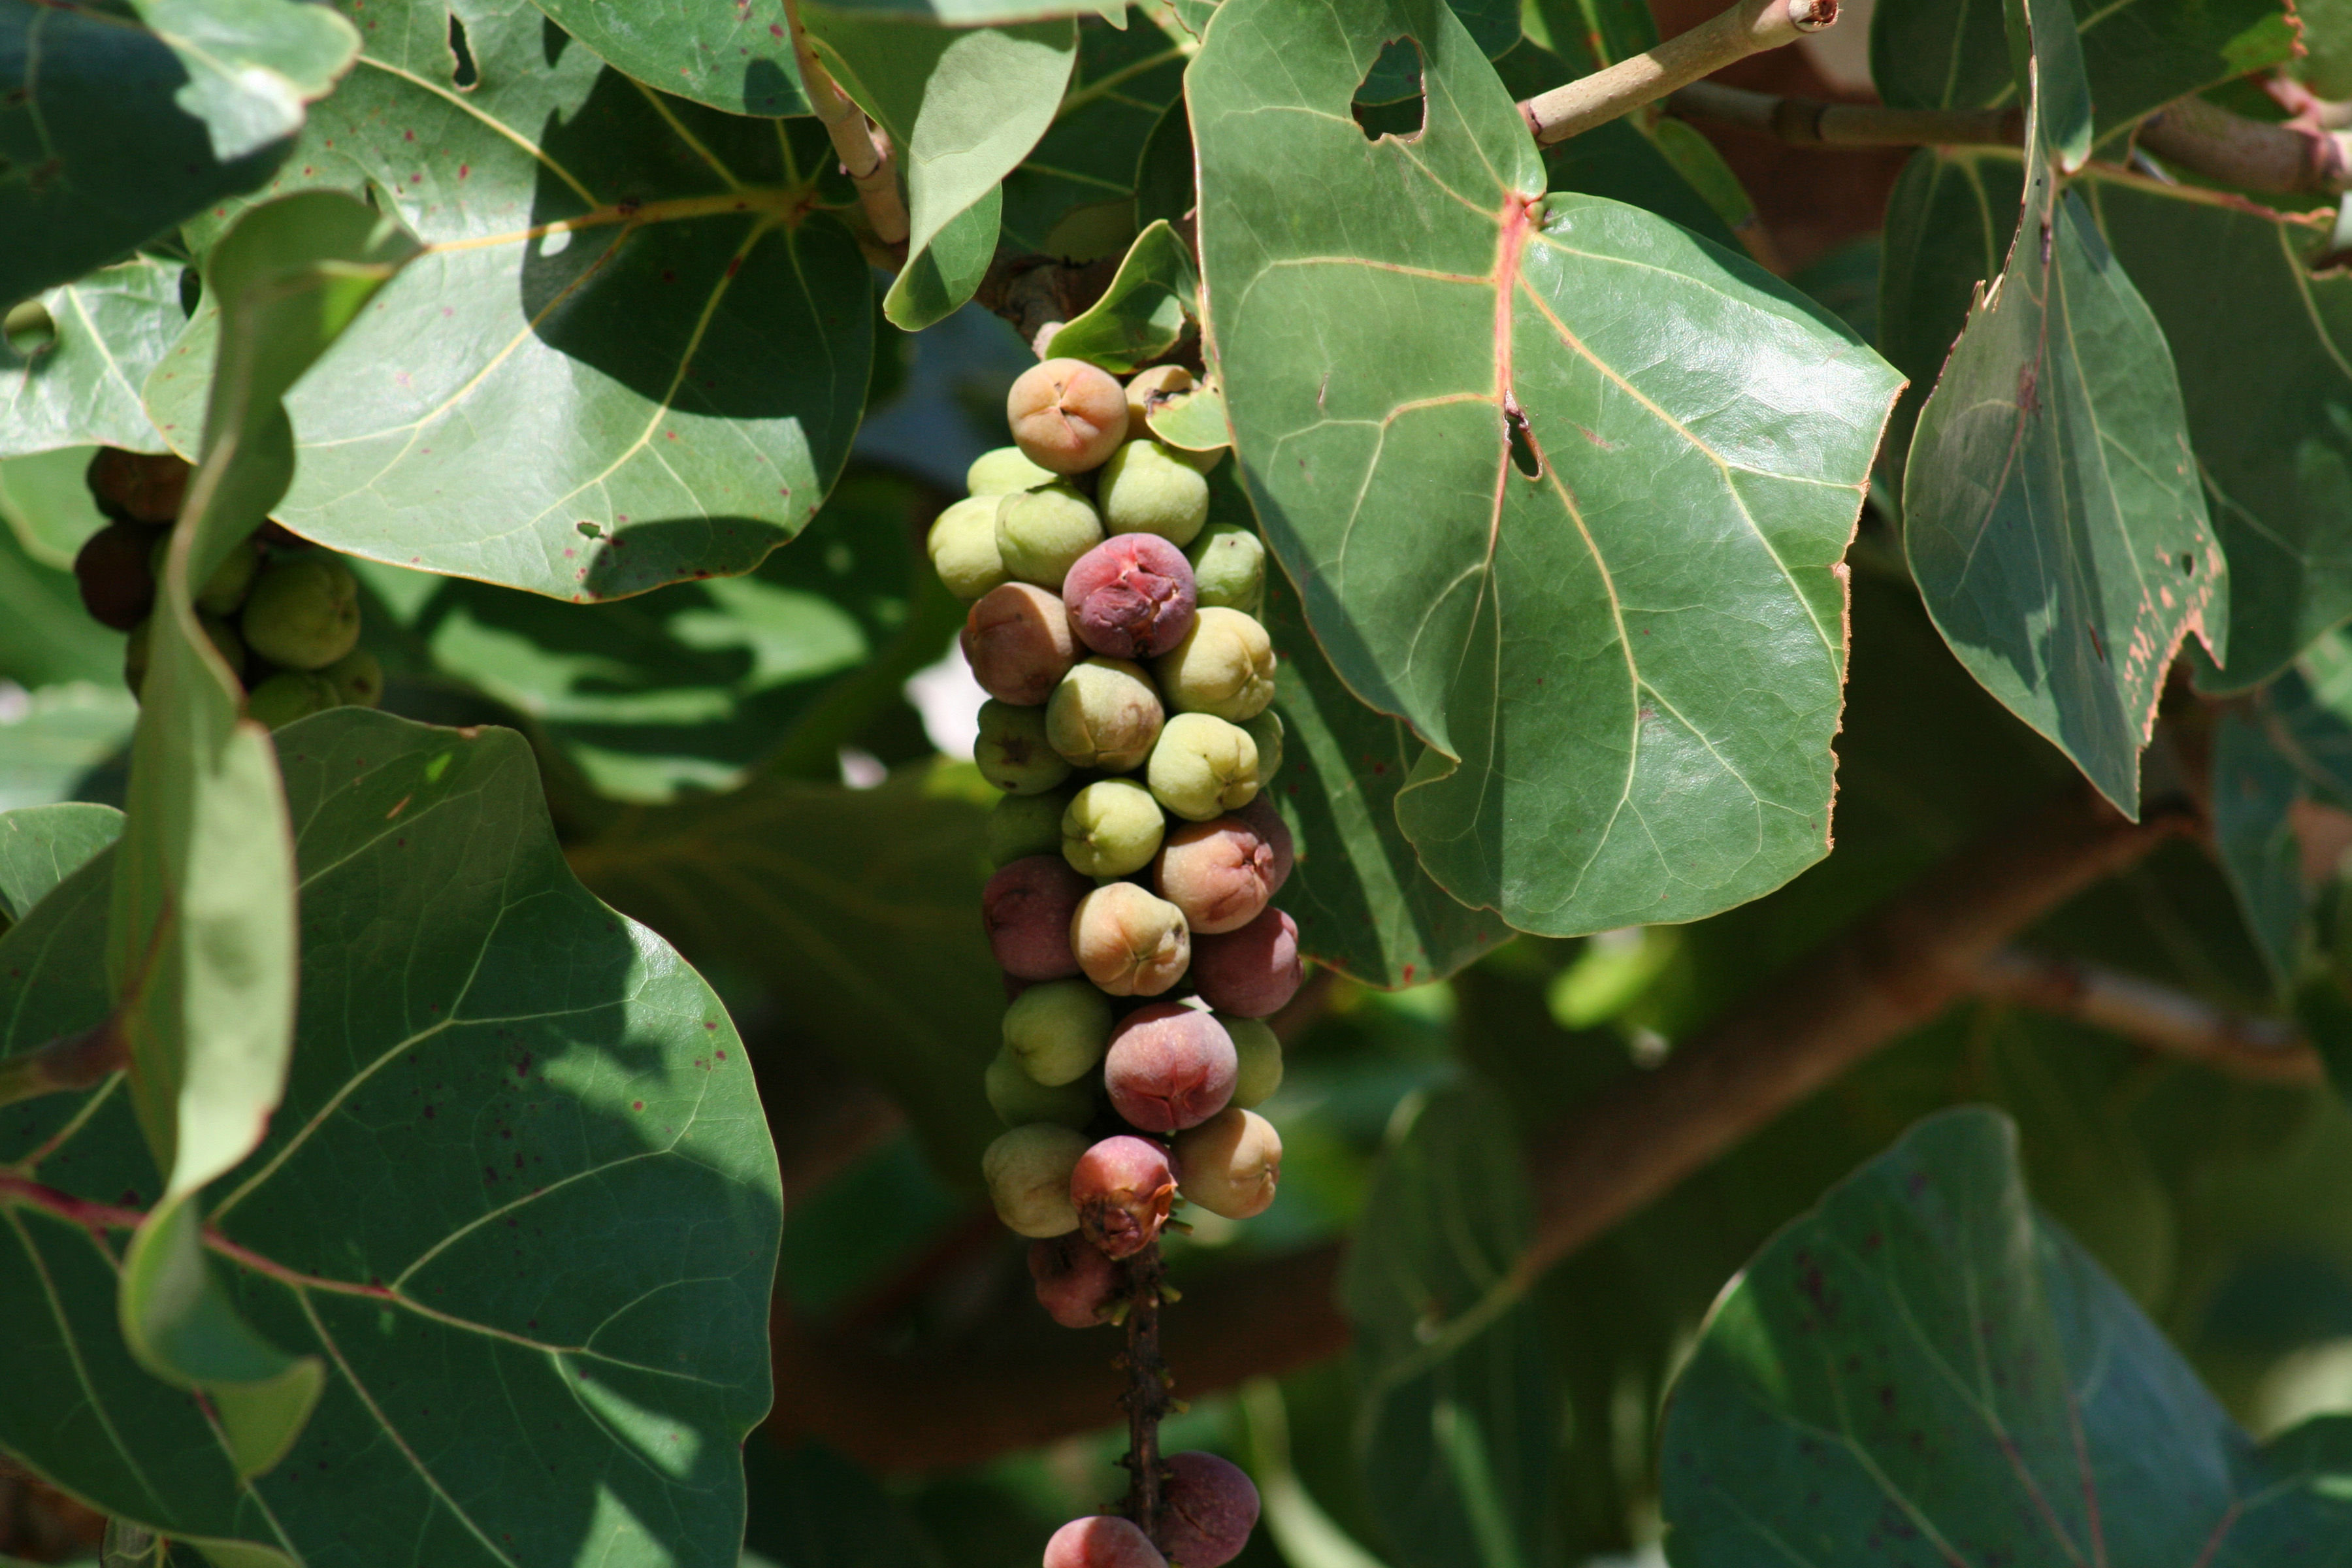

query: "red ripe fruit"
left=1063, top=534, right=1197, bottom=661
left=1230, top=796, right=1294, bottom=896
left=1043, top=1514, right=1166, bottom=1568
left=1071, top=1135, right=1177, bottom=1259
left=1189, top=907, right=1302, bottom=1018
left=1160, top=1452, right=1262, bottom=1568
left=983, top=856, right=1092, bottom=981
left=1104, top=1002, right=1237, bottom=1134
left=1029, top=1234, right=1123, bottom=1328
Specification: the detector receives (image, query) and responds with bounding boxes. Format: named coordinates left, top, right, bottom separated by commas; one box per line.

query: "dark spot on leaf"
left=2179, top=553, right=2194, bottom=573
left=1505, top=403, right=1542, bottom=478
left=447, top=12, right=478, bottom=88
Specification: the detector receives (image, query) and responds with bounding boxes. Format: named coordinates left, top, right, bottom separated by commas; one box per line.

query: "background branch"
left=1970, top=947, right=2322, bottom=1085
left=1517, top=0, right=1840, bottom=147
left=768, top=785, right=2199, bottom=1471
left=1668, top=79, right=2352, bottom=195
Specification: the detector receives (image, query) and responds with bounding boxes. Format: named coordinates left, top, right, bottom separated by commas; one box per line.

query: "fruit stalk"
left=1118, top=1242, right=1172, bottom=1543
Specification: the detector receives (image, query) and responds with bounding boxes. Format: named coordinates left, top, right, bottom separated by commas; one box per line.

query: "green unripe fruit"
left=982, top=1124, right=1088, bottom=1237
left=1226, top=1016, right=1283, bottom=1109
left=1061, top=778, right=1167, bottom=879
left=240, top=555, right=360, bottom=670
left=975, top=700, right=1073, bottom=795
left=1153, top=607, right=1276, bottom=721
left=1146, top=711, right=1260, bottom=822
left=1186, top=523, right=1264, bottom=615
left=246, top=669, right=339, bottom=729
left=1045, top=657, right=1164, bottom=773
left=985, top=1049, right=1096, bottom=1130
left=967, top=446, right=1058, bottom=497
left=994, top=484, right=1103, bottom=590
left=1098, top=440, right=1209, bottom=547
left=1004, top=977, right=1117, bottom=1086
left=1242, top=708, right=1284, bottom=780
left=125, top=613, right=244, bottom=695
left=987, top=786, right=1075, bottom=866
left=926, top=494, right=1010, bottom=601
left=321, top=647, right=384, bottom=708
left=154, top=536, right=261, bottom=617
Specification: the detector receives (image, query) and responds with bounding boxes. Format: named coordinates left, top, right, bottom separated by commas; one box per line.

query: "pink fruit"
left=1071, top=1135, right=1177, bottom=1258
left=1188, top=907, right=1301, bottom=1018
left=1064, top=534, right=1198, bottom=661
left=984, top=856, right=1092, bottom=981
left=1152, top=817, right=1281, bottom=935
left=1029, top=1234, right=1124, bottom=1328
left=1043, top=1514, right=1166, bottom=1568
left=1009, top=359, right=1131, bottom=475
left=1160, top=1452, right=1261, bottom=1568
left=1105, top=1002, right=1237, bottom=1134
left=964, top=582, right=1079, bottom=706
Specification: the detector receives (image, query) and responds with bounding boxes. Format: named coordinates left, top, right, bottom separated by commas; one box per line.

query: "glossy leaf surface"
left=1262, top=564, right=1512, bottom=988
left=1001, top=18, right=1187, bottom=260
left=570, top=767, right=1003, bottom=1184
left=1, top=261, right=186, bottom=459
left=143, top=0, right=874, bottom=603
left=1043, top=219, right=1198, bottom=373
left=0, top=0, right=355, bottom=304
left=0, top=802, right=122, bottom=923
left=1660, top=1107, right=2352, bottom=1565
left=1193, top=0, right=1901, bottom=934
left=0, top=710, right=780, bottom=1564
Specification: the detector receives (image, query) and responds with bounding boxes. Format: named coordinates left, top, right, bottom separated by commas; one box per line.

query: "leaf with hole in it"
left=569, top=766, right=1004, bottom=1186
left=1044, top=220, right=1198, bottom=372
left=1, top=260, right=186, bottom=459
left=0, top=802, right=122, bottom=923
left=143, top=0, right=874, bottom=604
left=0, top=0, right=357, bottom=304
left=806, top=12, right=1077, bottom=332
left=1659, top=1106, right=2352, bottom=1565
left=1261, top=559, right=1512, bottom=988
left=1001, top=16, right=1188, bottom=260
left=0, top=710, right=779, bottom=1563
left=1192, top=0, right=1901, bottom=936
left=1343, top=1080, right=1554, bottom=1568
left=1870, top=0, right=2293, bottom=143
left=1902, top=0, right=2223, bottom=818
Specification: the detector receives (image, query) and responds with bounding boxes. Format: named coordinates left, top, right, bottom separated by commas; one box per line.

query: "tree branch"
left=1667, top=79, right=2352, bottom=195
left=1970, top=947, right=2323, bottom=1086
left=1118, top=1244, right=1171, bottom=1540
left=0, top=1017, right=128, bottom=1111
left=1516, top=0, right=1840, bottom=148
left=782, top=0, right=909, bottom=249
left=1512, top=785, right=2192, bottom=1278
left=768, top=785, right=2203, bottom=1472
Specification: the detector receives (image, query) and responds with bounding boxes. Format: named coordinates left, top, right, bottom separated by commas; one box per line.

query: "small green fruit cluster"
left=73, top=447, right=384, bottom=730
left=961, top=362, right=1297, bottom=1516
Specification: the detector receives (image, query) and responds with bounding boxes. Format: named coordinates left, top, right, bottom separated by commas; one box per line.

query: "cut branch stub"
left=1192, top=0, right=1903, bottom=935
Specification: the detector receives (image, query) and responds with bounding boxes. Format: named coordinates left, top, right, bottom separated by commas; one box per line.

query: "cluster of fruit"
left=939, top=359, right=1290, bottom=1568
left=71, top=449, right=381, bottom=727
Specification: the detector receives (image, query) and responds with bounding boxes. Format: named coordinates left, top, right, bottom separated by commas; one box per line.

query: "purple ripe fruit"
left=964, top=582, right=1079, bottom=706
left=1029, top=1233, right=1123, bottom=1328
left=1188, top=907, right=1302, bottom=1018
left=1071, top=1134, right=1177, bottom=1259
left=1071, top=882, right=1191, bottom=996
left=1104, top=1002, right=1237, bottom=1134
left=1008, top=359, right=1131, bottom=475
left=1160, top=1452, right=1263, bottom=1568
left=1171, top=1109, right=1282, bottom=1220
left=984, top=856, right=1091, bottom=981
left=1152, top=817, right=1281, bottom=935
left=1043, top=1516, right=1166, bottom=1568
left=74, top=520, right=159, bottom=630
left=1062, top=534, right=1196, bottom=661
